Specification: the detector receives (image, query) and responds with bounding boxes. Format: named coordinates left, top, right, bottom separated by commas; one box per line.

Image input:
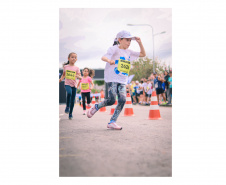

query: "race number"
left=118, top=59, right=131, bottom=74
left=81, top=83, right=89, bottom=90
left=65, top=70, right=76, bottom=80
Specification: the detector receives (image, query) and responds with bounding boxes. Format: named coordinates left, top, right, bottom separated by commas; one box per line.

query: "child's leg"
left=97, top=82, right=117, bottom=109
left=110, top=83, right=126, bottom=122
left=82, top=93, right=86, bottom=110
left=69, top=87, right=77, bottom=115
left=87, top=92, right=91, bottom=106
left=65, top=85, right=72, bottom=108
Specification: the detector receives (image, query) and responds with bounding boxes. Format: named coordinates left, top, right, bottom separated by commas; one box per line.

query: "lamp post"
left=127, top=24, right=166, bottom=73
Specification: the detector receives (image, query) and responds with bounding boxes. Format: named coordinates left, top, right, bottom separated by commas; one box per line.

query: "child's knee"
left=118, top=96, right=126, bottom=104
left=108, top=97, right=116, bottom=105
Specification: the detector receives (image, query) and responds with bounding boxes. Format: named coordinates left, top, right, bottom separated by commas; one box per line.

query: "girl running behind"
left=59, top=52, right=82, bottom=119
left=77, top=68, right=94, bottom=115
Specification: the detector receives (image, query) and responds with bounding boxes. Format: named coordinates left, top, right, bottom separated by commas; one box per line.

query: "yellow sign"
left=81, top=83, right=89, bottom=90
left=118, top=59, right=131, bottom=74
left=65, top=70, right=76, bottom=80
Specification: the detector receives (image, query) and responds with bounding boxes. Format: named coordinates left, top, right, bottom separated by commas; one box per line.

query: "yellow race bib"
left=65, top=70, right=76, bottom=80
left=118, top=59, right=131, bottom=74
left=81, top=83, right=89, bottom=90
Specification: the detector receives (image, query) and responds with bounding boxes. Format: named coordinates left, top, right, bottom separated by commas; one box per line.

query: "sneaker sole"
left=107, top=126, right=122, bottom=130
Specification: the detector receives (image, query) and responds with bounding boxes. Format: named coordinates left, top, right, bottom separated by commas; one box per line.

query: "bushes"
left=77, top=88, right=100, bottom=94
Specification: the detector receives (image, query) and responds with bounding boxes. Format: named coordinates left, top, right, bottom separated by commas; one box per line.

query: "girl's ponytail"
left=62, top=61, right=69, bottom=67
left=89, top=69, right=95, bottom=78
left=113, top=38, right=119, bottom=46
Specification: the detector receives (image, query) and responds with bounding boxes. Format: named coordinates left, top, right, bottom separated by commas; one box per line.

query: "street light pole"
left=127, top=24, right=165, bottom=73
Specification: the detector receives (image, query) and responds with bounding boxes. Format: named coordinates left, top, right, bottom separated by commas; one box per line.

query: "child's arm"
left=135, top=37, right=146, bottom=57
left=90, top=81, right=94, bottom=90
left=77, top=81, right=81, bottom=89
left=59, top=71, right=65, bottom=83
left=76, top=74, right=82, bottom=80
left=101, top=56, right=115, bottom=65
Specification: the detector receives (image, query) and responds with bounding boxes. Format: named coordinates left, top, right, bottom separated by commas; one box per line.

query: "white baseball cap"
left=116, top=30, right=136, bottom=40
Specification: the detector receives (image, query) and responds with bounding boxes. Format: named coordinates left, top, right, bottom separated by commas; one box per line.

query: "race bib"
left=118, top=59, right=131, bottom=74
left=81, top=83, right=89, bottom=90
left=65, top=70, right=76, bottom=80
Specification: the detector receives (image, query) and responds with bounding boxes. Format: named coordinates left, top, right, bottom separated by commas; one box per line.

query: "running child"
left=59, top=52, right=82, bottom=119
left=87, top=30, right=146, bottom=130
left=77, top=68, right=94, bottom=115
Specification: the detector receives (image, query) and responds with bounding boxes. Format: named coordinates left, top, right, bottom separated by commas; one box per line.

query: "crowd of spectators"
left=126, top=70, right=172, bottom=105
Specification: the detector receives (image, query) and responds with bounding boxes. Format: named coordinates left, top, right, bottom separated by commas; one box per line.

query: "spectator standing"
left=154, top=72, right=166, bottom=105
left=164, top=71, right=170, bottom=101
left=167, top=71, right=172, bottom=105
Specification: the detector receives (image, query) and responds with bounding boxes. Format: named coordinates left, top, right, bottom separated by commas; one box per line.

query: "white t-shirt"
left=136, top=83, right=142, bottom=93
left=142, top=82, right=147, bottom=92
left=146, top=83, right=153, bottom=95
left=103, top=45, right=140, bottom=84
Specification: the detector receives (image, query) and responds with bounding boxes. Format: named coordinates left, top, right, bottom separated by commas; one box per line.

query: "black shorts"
left=145, top=92, right=148, bottom=97
left=156, top=88, right=164, bottom=95
left=140, top=91, right=143, bottom=95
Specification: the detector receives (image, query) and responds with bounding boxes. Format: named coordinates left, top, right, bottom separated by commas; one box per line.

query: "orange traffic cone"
left=124, top=93, right=134, bottom=116
left=148, top=91, right=161, bottom=120
left=99, top=92, right=107, bottom=112
left=110, top=96, right=118, bottom=115
left=91, top=95, right=96, bottom=105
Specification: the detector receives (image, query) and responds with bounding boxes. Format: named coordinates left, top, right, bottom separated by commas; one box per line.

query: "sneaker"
left=65, top=107, right=69, bottom=114
left=83, top=110, right=86, bottom=115
left=69, top=114, right=73, bottom=120
left=107, top=122, right=122, bottom=130
left=87, top=104, right=99, bottom=118
left=87, top=104, right=91, bottom=108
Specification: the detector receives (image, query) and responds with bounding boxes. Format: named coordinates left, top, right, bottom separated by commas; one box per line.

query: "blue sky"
left=59, top=8, right=172, bottom=69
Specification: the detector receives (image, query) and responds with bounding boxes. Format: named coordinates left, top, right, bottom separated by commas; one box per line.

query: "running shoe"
left=87, top=104, right=98, bottom=118
left=87, top=104, right=91, bottom=108
left=107, top=122, right=122, bottom=130
left=65, top=107, right=69, bottom=114
left=83, top=110, right=86, bottom=115
left=69, top=114, right=73, bottom=120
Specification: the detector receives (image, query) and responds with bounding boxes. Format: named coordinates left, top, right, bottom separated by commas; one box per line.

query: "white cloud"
left=59, top=8, right=172, bottom=69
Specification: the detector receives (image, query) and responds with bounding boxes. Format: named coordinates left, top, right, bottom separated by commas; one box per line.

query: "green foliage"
left=129, top=57, right=166, bottom=81
left=93, top=80, right=105, bottom=86
left=77, top=88, right=100, bottom=94
left=91, top=89, right=100, bottom=93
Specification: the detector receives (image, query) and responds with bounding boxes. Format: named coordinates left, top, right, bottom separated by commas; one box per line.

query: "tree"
left=93, top=80, right=104, bottom=86
left=129, top=57, right=166, bottom=81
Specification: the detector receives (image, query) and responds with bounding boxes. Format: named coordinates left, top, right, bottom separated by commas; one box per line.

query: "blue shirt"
left=168, top=77, right=172, bottom=88
left=155, top=77, right=162, bottom=89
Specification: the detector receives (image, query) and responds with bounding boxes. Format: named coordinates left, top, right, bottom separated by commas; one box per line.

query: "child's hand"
left=76, top=74, right=82, bottom=80
left=135, top=37, right=142, bottom=44
left=109, top=60, right=115, bottom=65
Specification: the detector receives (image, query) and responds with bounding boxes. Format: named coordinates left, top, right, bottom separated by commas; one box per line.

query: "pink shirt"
left=79, top=76, right=92, bottom=93
left=63, top=65, right=80, bottom=87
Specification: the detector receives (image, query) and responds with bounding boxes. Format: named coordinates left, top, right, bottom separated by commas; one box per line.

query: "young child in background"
left=87, top=30, right=146, bottom=130
left=59, top=52, right=82, bottom=119
left=146, top=79, right=153, bottom=104
left=77, top=68, right=94, bottom=115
